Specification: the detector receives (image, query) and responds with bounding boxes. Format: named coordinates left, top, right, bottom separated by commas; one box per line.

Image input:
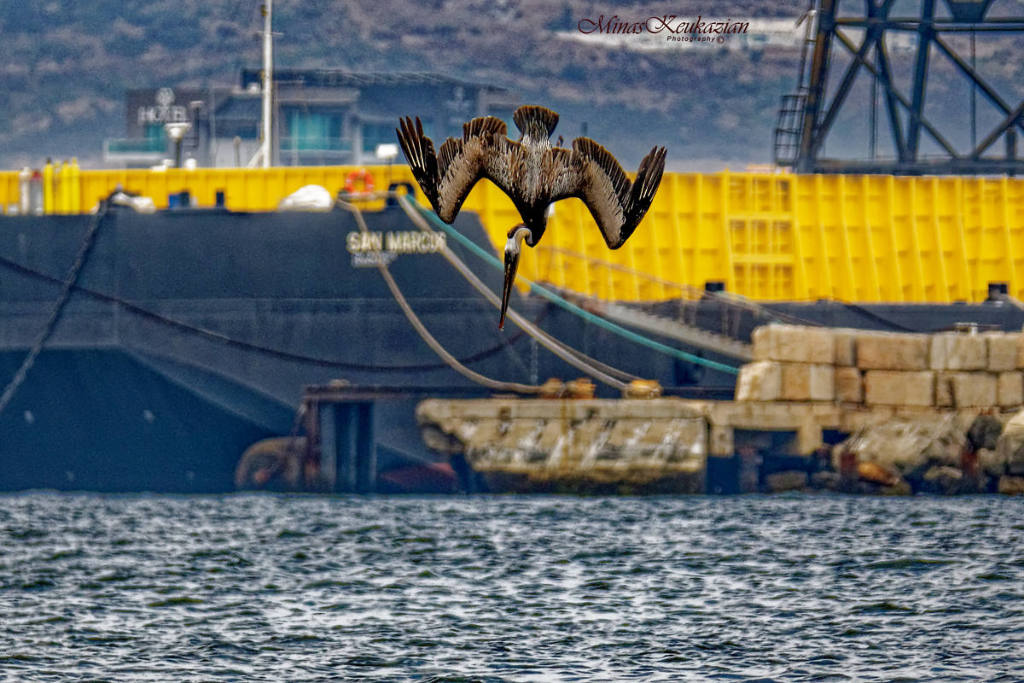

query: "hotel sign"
left=137, top=87, right=188, bottom=125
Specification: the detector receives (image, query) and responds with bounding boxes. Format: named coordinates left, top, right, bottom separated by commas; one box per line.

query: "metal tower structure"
left=774, top=0, right=1024, bottom=175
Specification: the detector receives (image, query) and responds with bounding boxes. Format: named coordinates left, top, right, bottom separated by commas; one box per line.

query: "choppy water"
left=2, top=494, right=1023, bottom=682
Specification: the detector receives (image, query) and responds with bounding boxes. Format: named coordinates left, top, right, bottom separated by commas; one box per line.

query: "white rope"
left=396, top=195, right=631, bottom=391
left=337, top=199, right=542, bottom=395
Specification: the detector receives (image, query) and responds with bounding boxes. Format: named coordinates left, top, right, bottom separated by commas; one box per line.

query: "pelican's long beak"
left=499, top=241, right=521, bottom=330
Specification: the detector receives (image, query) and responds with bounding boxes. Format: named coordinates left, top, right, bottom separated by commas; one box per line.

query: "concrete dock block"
left=998, top=371, right=1023, bottom=408
left=947, top=372, right=998, bottom=408
left=930, top=332, right=988, bottom=370
left=752, top=325, right=834, bottom=364
left=857, top=333, right=930, bottom=371
left=935, top=372, right=954, bottom=408
left=735, top=361, right=782, bottom=402
left=709, top=424, right=734, bottom=456
left=986, top=332, right=1020, bottom=372
left=780, top=363, right=835, bottom=401
left=833, top=329, right=858, bottom=366
left=834, top=366, right=863, bottom=403
left=864, top=370, right=935, bottom=406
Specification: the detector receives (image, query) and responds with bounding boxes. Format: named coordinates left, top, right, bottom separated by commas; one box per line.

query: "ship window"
left=144, top=123, right=166, bottom=143
left=285, top=110, right=344, bottom=151
left=362, top=120, right=416, bottom=154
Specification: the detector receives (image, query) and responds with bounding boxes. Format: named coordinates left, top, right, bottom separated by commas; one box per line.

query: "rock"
left=858, top=461, right=900, bottom=486
left=930, top=332, right=988, bottom=370
left=765, top=470, right=809, bottom=493
left=735, top=361, right=782, bottom=401
left=995, top=409, right=1024, bottom=475
left=978, top=448, right=1007, bottom=477
left=835, top=366, right=863, bottom=403
left=752, top=324, right=835, bottom=364
left=986, top=332, right=1020, bottom=372
left=856, top=332, right=930, bottom=371
left=780, top=363, right=834, bottom=401
left=997, top=372, right=1023, bottom=408
left=880, top=479, right=913, bottom=496
left=923, top=465, right=964, bottom=495
left=863, top=370, right=935, bottom=406
left=834, top=414, right=966, bottom=478
left=967, top=414, right=1003, bottom=451
left=998, top=475, right=1024, bottom=495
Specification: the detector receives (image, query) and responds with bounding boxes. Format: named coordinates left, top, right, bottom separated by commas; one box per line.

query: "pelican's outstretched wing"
left=556, top=138, right=667, bottom=249
left=397, top=115, right=508, bottom=223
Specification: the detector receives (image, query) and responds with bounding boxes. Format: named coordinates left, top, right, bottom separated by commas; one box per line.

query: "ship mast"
left=257, top=0, right=273, bottom=168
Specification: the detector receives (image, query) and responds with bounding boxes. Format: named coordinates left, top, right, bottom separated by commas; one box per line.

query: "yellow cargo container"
left=0, top=165, right=1020, bottom=304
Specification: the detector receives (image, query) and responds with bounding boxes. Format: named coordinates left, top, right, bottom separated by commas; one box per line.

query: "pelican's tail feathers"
left=513, top=105, right=559, bottom=140
left=462, top=116, right=508, bottom=144
left=397, top=116, right=440, bottom=210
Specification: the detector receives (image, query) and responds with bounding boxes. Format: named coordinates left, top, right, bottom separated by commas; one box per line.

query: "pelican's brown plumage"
left=397, top=104, right=666, bottom=328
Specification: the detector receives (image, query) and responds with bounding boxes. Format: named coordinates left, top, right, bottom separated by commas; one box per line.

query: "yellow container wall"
left=1, top=165, right=1022, bottom=304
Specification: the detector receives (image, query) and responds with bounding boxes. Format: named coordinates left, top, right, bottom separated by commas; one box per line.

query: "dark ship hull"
left=0, top=205, right=1019, bottom=492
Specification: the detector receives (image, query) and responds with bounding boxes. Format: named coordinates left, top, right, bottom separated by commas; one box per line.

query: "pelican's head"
left=500, top=223, right=532, bottom=330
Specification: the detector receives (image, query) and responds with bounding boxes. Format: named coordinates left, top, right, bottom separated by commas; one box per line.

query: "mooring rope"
left=412, top=203, right=742, bottom=376
left=397, top=195, right=634, bottom=391
left=533, top=244, right=824, bottom=328
left=0, top=251, right=546, bottom=375
left=0, top=202, right=109, bottom=416
left=337, top=199, right=542, bottom=395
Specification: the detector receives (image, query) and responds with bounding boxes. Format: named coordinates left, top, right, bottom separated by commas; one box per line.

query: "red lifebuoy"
left=344, top=169, right=375, bottom=194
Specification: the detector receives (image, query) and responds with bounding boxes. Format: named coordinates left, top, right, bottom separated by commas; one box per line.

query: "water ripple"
left=0, top=493, right=1022, bottom=680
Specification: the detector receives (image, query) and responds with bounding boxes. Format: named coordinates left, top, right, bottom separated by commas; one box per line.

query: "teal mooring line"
left=414, top=205, right=740, bottom=376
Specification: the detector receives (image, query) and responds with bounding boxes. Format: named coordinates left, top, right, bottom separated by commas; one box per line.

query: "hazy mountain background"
left=1, top=0, right=1021, bottom=170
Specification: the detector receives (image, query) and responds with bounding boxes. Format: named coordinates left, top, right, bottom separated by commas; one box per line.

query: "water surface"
left=1, top=494, right=1022, bottom=681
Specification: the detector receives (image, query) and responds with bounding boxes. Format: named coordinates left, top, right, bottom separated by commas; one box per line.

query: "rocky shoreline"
left=758, top=413, right=1024, bottom=496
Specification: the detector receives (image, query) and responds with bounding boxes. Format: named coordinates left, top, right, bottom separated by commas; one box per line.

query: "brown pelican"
left=397, top=105, right=666, bottom=329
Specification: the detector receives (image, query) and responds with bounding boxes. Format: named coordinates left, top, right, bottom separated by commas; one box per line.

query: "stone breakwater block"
left=935, top=373, right=954, bottom=408
left=833, top=414, right=965, bottom=475
left=752, top=325, right=834, bottom=364
left=834, top=366, right=863, bottom=403
left=780, top=363, right=834, bottom=401
left=930, top=332, right=988, bottom=370
left=986, top=332, right=1020, bottom=372
left=856, top=333, right=930, bottom=370
left=833, top=329, right=858, bottom=366
left=863, top=370, right=935, bottom=406
left=996, top=409, right=1024, bottom=475
left=998, top=372, right=1024, bottom=408
left=947, top=372, right=998, bottom=408
left=735, top=361, right=782, bottom=401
